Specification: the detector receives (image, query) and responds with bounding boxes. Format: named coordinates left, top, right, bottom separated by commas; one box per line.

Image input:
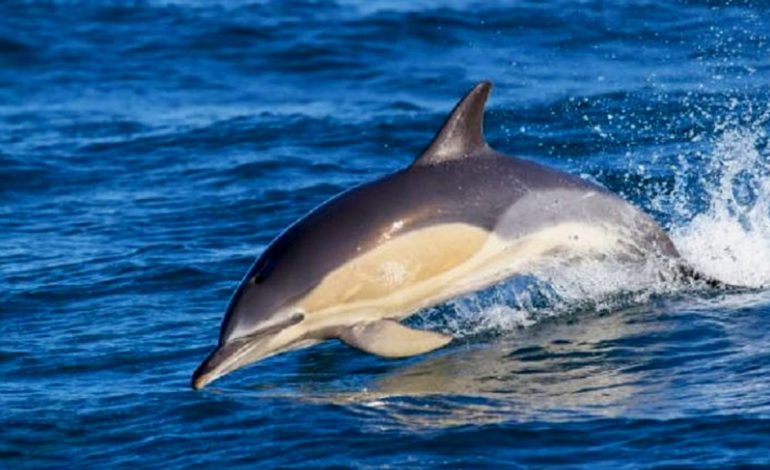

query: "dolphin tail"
left=339, top=320, right=453, bottom=358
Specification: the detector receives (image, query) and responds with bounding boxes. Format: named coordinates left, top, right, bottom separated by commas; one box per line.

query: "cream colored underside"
left=295, top=221, right=630, bottom=333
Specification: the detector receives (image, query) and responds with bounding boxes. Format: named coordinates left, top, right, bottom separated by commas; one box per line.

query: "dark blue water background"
left=3, top=1, right=770, bottom=467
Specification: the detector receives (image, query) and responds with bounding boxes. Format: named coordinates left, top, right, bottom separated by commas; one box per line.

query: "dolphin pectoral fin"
left=339, top=320, right=453, bottom=358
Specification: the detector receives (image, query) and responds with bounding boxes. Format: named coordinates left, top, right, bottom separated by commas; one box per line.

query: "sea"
left=3, top=0, right=770, bottom=467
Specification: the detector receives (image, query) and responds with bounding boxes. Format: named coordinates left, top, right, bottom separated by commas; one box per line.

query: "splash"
left=417, top=254, right=681, bottom=338
left=670, top=117, right=770, bottom=288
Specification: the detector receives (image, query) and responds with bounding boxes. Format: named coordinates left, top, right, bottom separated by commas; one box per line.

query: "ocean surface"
left=3, top=0, right=770, bottom=467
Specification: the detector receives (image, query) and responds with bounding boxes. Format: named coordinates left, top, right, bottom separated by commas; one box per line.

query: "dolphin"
left=191, top=81, right=692, bottom=390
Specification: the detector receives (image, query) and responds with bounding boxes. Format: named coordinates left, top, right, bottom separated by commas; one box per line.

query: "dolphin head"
left=191, top=251, right=318, bottom=390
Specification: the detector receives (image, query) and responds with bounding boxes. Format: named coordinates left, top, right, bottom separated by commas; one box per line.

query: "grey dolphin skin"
left=191, top=81, right=688, bottom=390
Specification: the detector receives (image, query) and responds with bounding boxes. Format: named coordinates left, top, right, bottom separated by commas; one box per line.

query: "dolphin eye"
left=250, top=258, right=275, bottom=284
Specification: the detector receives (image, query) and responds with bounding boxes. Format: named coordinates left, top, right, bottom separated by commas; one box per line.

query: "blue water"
left=3, top=0, right=770, bottom=467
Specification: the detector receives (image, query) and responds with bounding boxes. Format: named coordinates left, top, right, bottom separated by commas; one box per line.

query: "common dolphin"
left=192, top=81, right=689, bottom=390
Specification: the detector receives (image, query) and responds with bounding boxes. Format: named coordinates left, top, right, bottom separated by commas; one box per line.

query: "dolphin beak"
left=191, top=332, right=282, bottom=390
left=191, top=314, right=307, bottom=390
left=191, top=339, right=254, bottom=390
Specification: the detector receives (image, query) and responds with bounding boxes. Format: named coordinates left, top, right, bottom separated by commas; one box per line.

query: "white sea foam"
left=670, top=123, right=770, bottom=288
left=439, top=255, right=678, bottom=337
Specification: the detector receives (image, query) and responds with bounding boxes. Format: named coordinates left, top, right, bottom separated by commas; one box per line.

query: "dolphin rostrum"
left=191, top=81, right=690, bottom=390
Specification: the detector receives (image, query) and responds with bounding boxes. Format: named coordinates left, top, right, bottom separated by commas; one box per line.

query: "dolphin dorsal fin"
left=412, top=81, right=492, bottom=167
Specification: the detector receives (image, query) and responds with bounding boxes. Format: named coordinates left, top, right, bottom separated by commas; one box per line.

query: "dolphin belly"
left=295, top=219, right=636, bottom=337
